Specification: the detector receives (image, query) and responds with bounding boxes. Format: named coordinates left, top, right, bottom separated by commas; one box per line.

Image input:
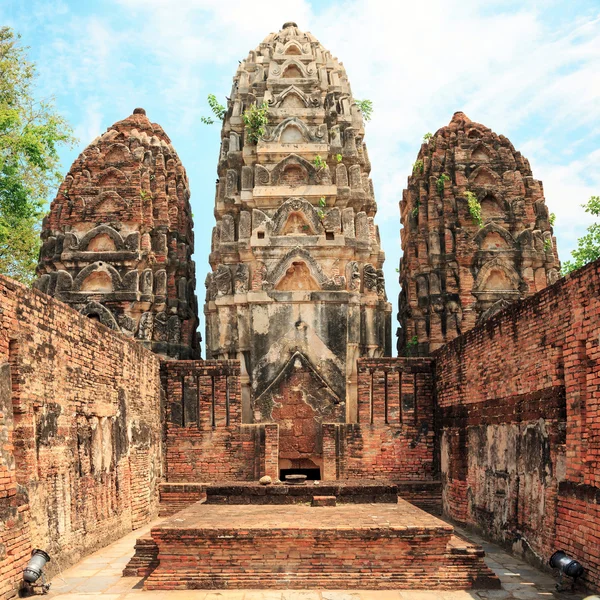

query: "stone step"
left=122, top=535, right=158, bottom=578
left=142, top=500, right=500, bottom=591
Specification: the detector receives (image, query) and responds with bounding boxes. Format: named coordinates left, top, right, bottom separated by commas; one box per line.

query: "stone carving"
left=203, top=22, right=391, bottom=414
left=363, top=264, right=378, bottom=291
left=34, top=107, right=200, bottom=359
left=136, top=312, right=154, bottom=340
left=234, top=264, right=250, bottom=294
left=347, top=261, right=360, bottom=291
left=399, top=111, right=559, bottom=355
left=215, top=265, right=233, bottom=296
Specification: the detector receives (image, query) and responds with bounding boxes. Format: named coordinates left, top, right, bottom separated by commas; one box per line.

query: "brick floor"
left=46, top=515, right=589, bottom=600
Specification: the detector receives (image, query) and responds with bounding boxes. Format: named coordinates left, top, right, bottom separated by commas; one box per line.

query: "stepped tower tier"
left=34, top=108, right=200, bottom=359
left=398, top=111, right=560, bottom=355
left=205, top=22, right=392, bottom=438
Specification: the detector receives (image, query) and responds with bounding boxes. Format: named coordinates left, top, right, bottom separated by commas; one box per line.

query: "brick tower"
left=35, top=108, right=200, bottom=359
left=398, top=111, right=560, bottom=355
left=204, top=21, right=392, bottom=451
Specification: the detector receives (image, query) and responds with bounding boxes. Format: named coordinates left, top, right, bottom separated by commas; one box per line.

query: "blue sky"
left=3, top=0, right=599, bottom=353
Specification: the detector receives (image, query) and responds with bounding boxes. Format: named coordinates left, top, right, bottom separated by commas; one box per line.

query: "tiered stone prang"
left=35, top=108, right=200, bottom=359
left=204, top=22, right=392, bottom=446
left=398, top=112, right=560, bottom=354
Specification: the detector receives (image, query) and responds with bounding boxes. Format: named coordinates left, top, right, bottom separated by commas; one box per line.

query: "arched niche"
left=281, top=164, right=308, bottom=185
left=284, top=42, right=302, bottom=55
left=80, top=301, right=119, bottom=330
left=276, top=261, right=320, bottom=291
left=470, top=165, right=500, bottom=186
left=269, top=248, right=331, bottom=291
left=95, top=167, right=128, bottom=188
left=280, top=124, right=305, bottom=144
left=79, top=225, right=125, bottom=252
left=271, top=154, right=318, bottom=185
left=474, top=223, right=514, bottom=250
left=270, top=198, right=323, bottom=236
left=480, top=193, right=505, bottom=220
left=474, top=259, right=520, bottom=294
left=471, top=143, right=492, bottom=162
left=73, top=262, right=122, bottom=292
left=282, top=63, right=303, bottom=78
left=80, top=270, right=114, bottom=293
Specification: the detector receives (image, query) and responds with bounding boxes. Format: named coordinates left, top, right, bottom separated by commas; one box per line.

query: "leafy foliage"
left=200, top=94, right=226, bottom=125
left=355, top=99, right=373, bottom=122
left=412, top=159, right=424, bottom=175
left=317, top=196, right=326, bottom=220
left=0, top=27, right=75, bottom=284
left=242, top=101, right=269, bottom=144
left=335, top=153, right=342, bottom=163
left=463, top=191, right=482, bottom=227
left=436, top=173, right=450, bottom=195
left=562, top=196, right=600, bottom=274
left=405, top=335, right=419, bottom=357
left=313, top=154, right=326, bottom=169
left=544, top=238, right=552, bottom=253
left=411, top=200, right=421, bottom=218
left=549, top=212, right=556, bottom=226
left=423, top=133, right=433, bottom=142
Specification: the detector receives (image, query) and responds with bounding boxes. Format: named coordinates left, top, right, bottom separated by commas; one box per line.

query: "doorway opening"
left=280, top=467, right=321, bottom=481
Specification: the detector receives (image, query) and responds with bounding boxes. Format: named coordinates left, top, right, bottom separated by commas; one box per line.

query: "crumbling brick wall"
left=0, top=275, right=162, bottom=599
left=435, top=258, right=600, bottom=589
left=163, top=360, right=278, bottom=481
left=323, top=358, right=435, bottom=481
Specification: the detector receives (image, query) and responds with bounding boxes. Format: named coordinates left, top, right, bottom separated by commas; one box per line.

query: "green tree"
left=562, top=196, right=600, bottom=274
left=0, top=27, right=75, bottom=284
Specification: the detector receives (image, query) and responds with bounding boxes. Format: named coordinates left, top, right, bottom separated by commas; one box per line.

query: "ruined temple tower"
left=398, top=111, right=560, bottom=355
left=204, top=22, right=392, bottom=446
left=35, top=108, right=200, bottom=359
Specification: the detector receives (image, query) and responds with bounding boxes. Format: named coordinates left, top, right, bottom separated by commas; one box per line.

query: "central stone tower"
left=204, top=22, right=392, bottom=465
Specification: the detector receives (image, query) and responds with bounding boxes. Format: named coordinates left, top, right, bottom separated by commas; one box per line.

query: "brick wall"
left=323, top=358, right=436, bottom=481
left=435, top=258, right=600, bottom=589
left=163, top=360, right=278, bottom=481
left=0, top=274, right=162, bottom=599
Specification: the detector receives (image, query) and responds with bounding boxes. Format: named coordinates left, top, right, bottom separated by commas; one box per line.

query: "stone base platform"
left=158, top=480, right=441, bottom=514
left=142, top=500, right=500, bottom=590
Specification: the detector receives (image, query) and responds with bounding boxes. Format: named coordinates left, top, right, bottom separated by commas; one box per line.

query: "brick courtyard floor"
left=45, top=515, right=589, bottom=600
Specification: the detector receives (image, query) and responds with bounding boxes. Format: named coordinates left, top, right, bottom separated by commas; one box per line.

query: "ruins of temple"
left=398, top=111, right=560, bottom=354
left=1, top=19, right=600, bottom=600
left=34, top=108, right=200, bottom=359
left=204, top=22, right=392, bottom=434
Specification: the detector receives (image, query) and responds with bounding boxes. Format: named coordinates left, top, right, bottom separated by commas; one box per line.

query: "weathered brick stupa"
left=398, top=111, right=560, bottom=355
left=204, top=22, right=392, bottom=454
left=34, top=108, right=200, bottom=359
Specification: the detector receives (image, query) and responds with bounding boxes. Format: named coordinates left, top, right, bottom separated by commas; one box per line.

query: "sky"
left=2, top=0, right=600, bottom=354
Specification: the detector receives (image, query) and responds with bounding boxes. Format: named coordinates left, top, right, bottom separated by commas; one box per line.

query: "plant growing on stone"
left=562, top=196, right=600, bottom=274
left=200, top=94, right=226, bottom=125
left=411, top=200, right=421, bottom=218
left=317, top=196, right=327, bottom=220
left=412, top=160, right=424, bottom=175
left=336, top=153, right=343, bottom=163
left=436, top=173, right=450, bottom=195
left=313, top=154, right=326, bottom=169
left=544, top=238, right=552, bottom=253
left=423, top=133, right=433, bottom=143
left=355, top=99, right=373, bottom=122
left=140, top=190, right=152, bottom=202
left=463, top=191, right=482, bottom=227
left=242, top=101, right=269, bottom=144
left=406, top=335, right=419, bottom=357
left=549, top=212, right=556, bottom=226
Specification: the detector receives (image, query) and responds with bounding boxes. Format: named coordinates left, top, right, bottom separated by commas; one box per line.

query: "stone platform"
left=142, top=500, right=500, bottom=590
left=158, top=480, right=442, bottom=515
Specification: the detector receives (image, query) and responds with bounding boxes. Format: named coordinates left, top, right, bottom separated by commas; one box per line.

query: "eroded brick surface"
left=0, top=274, right=162, bottom=599
left=435, top=258, right=600, bottom=590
